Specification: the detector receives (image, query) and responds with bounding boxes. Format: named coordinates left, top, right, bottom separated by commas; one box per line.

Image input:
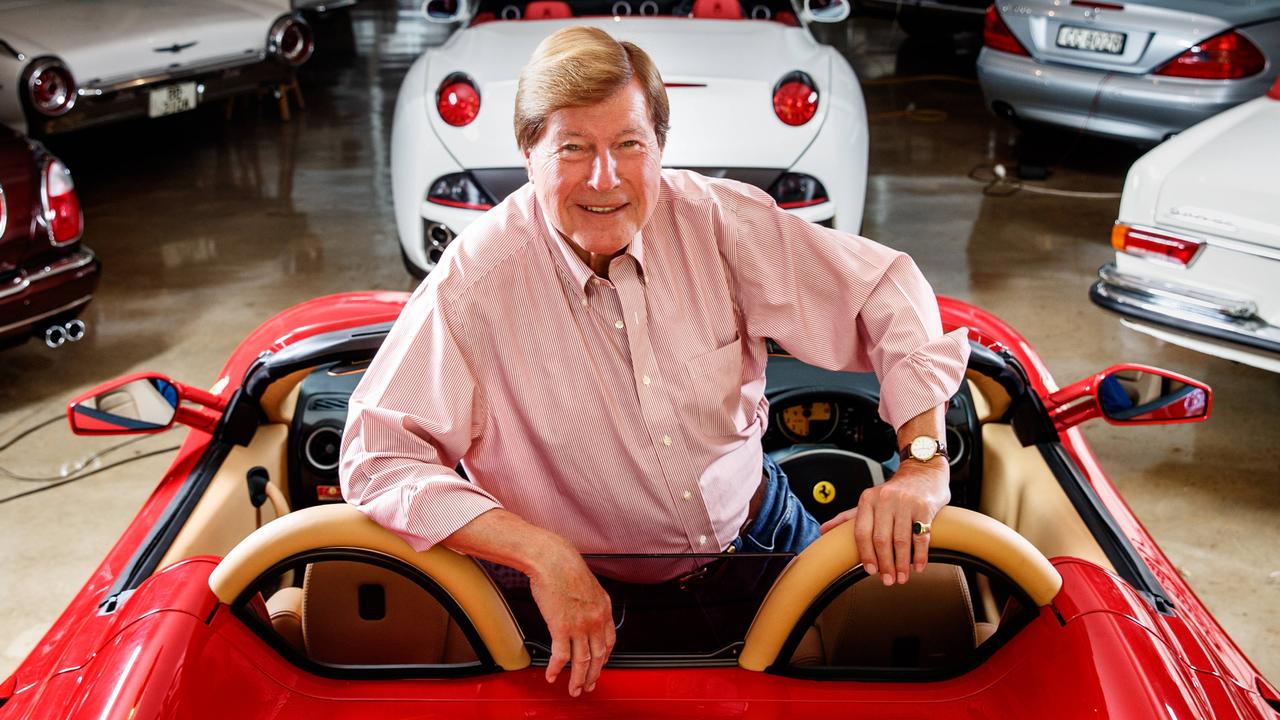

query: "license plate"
left=1055, top=25, right=1126, bottom=54
left=148, top=82, right=198, bottom=118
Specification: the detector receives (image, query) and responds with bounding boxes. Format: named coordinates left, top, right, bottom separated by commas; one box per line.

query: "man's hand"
left=442, top=508, right=615, bottom=697
left=529, top=540, right=616, bottom=697
left=819, top=457, right=950, bottom=586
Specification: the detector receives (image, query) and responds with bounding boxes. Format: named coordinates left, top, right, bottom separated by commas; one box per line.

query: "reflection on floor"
left=0, top=0, right=1276, bottom=684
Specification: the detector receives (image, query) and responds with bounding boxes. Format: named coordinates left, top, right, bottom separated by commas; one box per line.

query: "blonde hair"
left=514, top=26, right=670, bottom=153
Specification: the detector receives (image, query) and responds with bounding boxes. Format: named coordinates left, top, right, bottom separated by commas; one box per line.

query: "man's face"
left=525, top=79, right=663, bottom=263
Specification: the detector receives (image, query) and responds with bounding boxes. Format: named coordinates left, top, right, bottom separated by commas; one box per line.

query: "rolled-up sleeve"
left=339, top=282, right=500, bottom=552
left=721, top=183, right=970, bottom=430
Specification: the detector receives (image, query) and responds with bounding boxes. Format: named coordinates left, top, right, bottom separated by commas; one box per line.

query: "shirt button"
left=662, top=435, right=671, bottom=446
left=615, top=320, right=624, bottom=329
left=581, top=298, right=588, bottom=307
left=682, top=490, right=691, bottom=501
left=642, top=375, right=651, bottom=386
left=698, top=535, right=707, bottom=546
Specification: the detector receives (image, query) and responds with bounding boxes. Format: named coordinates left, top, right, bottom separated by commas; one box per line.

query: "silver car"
left=976, top=0, right=1280, bottom=144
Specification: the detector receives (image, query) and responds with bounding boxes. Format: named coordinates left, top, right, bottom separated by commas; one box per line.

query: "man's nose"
left=587, top=149, right=621, bottom=192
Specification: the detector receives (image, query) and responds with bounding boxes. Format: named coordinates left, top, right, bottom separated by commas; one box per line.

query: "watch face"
left=910, top=436, right=937, bottom=460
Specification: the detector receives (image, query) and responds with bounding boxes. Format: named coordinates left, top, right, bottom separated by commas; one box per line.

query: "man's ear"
left=522, top=147, right=533, bottom=183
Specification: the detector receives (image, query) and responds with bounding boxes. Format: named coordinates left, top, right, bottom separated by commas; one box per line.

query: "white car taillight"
left=1154, top=30, right=1265, bottom=80
left=269, top=16, right=315, bottom=67
left=437, top=74, right=481, bottom=127
left=26, top=59, right=77, bottom=117
left=43, top=158, right=83, bottom=246
left=773, top=72, right=817, bottom=126
left=1112, top=223, right=1202, bottom=267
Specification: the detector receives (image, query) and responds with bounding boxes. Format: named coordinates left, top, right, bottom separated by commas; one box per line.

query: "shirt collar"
left=538, top=202, right=647, bottom=294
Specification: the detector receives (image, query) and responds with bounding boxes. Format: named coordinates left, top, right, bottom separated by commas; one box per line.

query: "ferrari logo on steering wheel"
left=812, top=480, right=836, bottom=505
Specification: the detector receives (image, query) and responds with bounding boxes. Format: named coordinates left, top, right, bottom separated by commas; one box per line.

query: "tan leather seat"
left=299, top=560, right=478, bottom=666
left=792, top=563, right=981, bottom=667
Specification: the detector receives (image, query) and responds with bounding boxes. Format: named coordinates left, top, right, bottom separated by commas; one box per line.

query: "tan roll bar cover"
left=208, top=503, right=530, bottom=671
left=739, top=505, right=1062, bottom=671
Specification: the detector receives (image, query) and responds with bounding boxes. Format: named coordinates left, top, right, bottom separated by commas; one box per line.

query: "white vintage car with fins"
left=0, top=0, right=317, bottom=136
left=392, top=0, right=867, bottom=276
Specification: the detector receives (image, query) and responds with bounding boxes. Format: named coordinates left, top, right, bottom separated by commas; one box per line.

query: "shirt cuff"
left=355, top=477, right=503, bottom=553
left=877, top=327, right=972, bottom=431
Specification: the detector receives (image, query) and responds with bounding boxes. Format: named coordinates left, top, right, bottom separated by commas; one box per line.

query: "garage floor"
left=1, top=1, right=1276, bottom=684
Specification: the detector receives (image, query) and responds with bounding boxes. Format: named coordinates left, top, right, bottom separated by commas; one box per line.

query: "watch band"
left=898, top=436, right=950, bottom=463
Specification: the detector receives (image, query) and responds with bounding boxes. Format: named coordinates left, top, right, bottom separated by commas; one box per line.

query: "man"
left=341, top=26, right=969, bottom=698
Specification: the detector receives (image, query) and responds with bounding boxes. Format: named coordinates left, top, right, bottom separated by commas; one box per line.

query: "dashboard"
left=286, top=355, right=982, bottom=514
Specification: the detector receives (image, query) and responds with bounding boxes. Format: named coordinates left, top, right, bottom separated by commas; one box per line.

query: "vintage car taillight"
left=427, top=172, right=495, bottom=210
left=0, top=181, right=8, bottom=239
left=1112, top=223, right=1202, bottom=267
left=1155, top=30, right=1265, bottom=80
left=42, top=158, right=83, bottom=246
left=768, top=173, right=828, bottom=209
left=437, top=74, right=481, bottom=127
left=25, top=59, right=77, bottom=117
left=983, top=6, right=1030, bottom=57
left=268, top=16, right=315, bottom=66
left=773, top=72, right=818, bottom=126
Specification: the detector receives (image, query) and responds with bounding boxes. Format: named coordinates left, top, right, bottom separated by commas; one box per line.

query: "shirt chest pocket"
left=681, top=337, right=750, bottom=438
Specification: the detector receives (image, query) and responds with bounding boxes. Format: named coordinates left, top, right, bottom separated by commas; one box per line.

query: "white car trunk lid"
left=1155, top=99, right=1280, bottom=250
left=0, top=0, right=277, bottom=86
left=426, top=18, right=829, bottom=170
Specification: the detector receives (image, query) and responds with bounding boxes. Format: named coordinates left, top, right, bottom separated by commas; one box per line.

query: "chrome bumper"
left=1090, top=263, right=1280, bottom=356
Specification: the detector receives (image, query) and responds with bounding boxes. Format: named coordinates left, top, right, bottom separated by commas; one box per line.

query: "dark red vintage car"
left=2, top=291, right=1278, bottom=717
left=0, top=125, right=97, bottom=349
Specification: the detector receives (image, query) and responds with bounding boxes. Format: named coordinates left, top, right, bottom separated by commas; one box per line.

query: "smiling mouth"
left=578, top=203, right=628, bottom=215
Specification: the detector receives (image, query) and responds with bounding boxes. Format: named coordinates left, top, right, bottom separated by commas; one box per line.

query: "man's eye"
left=562, top=144, right=582, bottom=153
left=621, top=140, right=640, bottom=149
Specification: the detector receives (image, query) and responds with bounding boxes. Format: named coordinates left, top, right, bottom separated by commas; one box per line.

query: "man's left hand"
left=818, top=456, right=950, bottom=586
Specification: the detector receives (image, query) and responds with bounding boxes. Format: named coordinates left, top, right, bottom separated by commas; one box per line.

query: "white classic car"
left=0, top=0, right=317, bottom=136
left=1090, top=76, right=1280, bottom=373
left=392, top=0, right=868, bottom=276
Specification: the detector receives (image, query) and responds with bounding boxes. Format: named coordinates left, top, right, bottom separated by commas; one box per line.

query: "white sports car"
left=0, top=0, right=316, bottom=137
left=391, top=0, right=867, bottom=276
left=1090, top=76, right=1280, bottom=373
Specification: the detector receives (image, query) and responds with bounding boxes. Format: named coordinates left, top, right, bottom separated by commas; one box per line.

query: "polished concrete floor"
left=1, top=2, right=1276, bottom=684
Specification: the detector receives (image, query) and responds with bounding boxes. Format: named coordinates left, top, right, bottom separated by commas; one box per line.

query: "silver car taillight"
left=42, top=157, right=83, bottom=246
left=25, top=59, right=77, bottom=117
left=268, top=16, right=315, bottom=67
left=0, top=182, right=8, bottom=239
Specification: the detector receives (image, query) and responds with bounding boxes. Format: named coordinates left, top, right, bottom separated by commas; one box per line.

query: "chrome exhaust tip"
left=44, top=324, right=67, bottom=348
left=64, top=319, right=86, bottom=342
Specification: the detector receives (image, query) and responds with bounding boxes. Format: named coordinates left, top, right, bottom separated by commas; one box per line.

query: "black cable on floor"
left=0, top=414, right=64, bottom=453
left=0, top=446, right=180, bottom=505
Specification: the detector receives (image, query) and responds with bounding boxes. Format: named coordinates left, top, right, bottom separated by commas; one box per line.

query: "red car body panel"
left=4, top=291, right=1276, bottom=717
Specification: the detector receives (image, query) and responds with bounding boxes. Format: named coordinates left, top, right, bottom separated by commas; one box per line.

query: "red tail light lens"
left=1112, top=223, right=1201, bottom=266
left=438, top=74, right=481, bottom=127
left=269, top=16, right=315, bottom=66
left=43, top=158, right=83, bottom=246
left=983, top=6, right=1030, bottom=57
left=26, top=60, right=77, bottom=117
left=1270, top=75, right=1280, bottom=99
left=773, top=72, right=818, bottom=126
left=427, top=172, right=495, bottom=210
left=768, top=172, right=828, bottom=208
left=1155, top=31, right=1264, bottom=80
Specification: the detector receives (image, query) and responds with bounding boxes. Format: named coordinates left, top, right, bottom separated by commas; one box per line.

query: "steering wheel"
left=738, top=505, right=1062, bottom=671
left=207, top=503, right=530, bottom=671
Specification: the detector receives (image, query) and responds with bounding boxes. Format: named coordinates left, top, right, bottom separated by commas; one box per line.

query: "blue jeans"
left=729, top=453, right=823, bottom=554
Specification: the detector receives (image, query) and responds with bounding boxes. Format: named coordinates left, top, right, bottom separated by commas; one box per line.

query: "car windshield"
left=481, top=553, right=794, bottom=661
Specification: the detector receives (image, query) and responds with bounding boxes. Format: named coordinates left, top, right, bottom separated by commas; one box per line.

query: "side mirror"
left=421, top=0, right=469, bottom=23
left=800, top=0, right=850, bottom=23
left=68, top=372, right=225, bottom=436
left=1045, top=364, right=1211, bottom=431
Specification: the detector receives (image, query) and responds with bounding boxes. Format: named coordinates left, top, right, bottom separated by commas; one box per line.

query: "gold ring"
left=912, top=520, right=931, bottom=536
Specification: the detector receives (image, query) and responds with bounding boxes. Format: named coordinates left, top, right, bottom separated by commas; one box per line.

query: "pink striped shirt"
left=340, top=170, right=970, bottom=574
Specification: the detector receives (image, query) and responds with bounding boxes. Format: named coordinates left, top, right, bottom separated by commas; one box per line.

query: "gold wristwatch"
left=899, top=435, right=949, bottom=463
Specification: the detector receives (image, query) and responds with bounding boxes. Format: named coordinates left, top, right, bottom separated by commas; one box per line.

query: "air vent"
left=308, top=396, right=349, bottom=413
left=304, top=426, right=343, bottom=473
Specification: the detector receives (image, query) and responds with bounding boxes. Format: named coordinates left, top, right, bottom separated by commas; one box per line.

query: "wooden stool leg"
left=276, top=84, right=291, bottom=122
left=291, top=80, right=305, bottom=111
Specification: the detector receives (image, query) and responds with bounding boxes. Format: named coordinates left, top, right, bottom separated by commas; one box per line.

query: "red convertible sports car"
left=3, top=291, right=1277, bottom=717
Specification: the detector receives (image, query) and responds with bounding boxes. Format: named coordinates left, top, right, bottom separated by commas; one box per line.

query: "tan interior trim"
left=261, top=368, right=312, bottom=425
left=965, top=371, right=1011, bottom=423
left=738, top=505, right=1062, bottom=672
left=264, top=482, right=291, bottom=519
left=979, top=424, right=1114, bottom=572
left=207, top=503, right=530, bottom=671
left=158, top=424, right=291, bottom=570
